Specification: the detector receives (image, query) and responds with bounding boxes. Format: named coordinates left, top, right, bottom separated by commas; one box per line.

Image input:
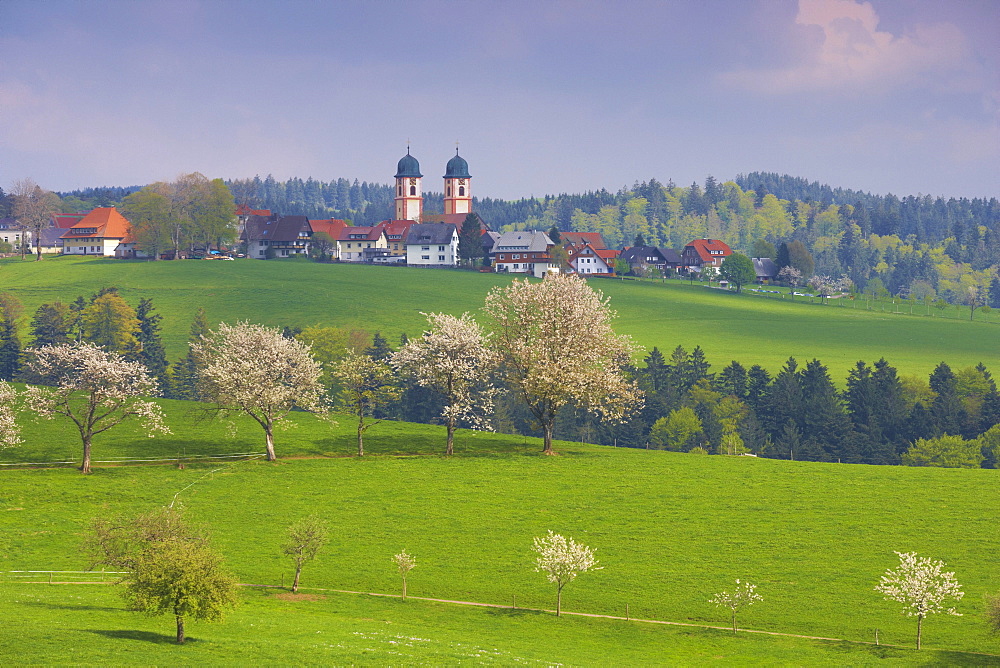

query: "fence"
left=0, top=452, right=265, bottom=469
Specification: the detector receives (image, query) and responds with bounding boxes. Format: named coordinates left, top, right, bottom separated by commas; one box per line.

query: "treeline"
left=559, top=345, right=999, bottom=468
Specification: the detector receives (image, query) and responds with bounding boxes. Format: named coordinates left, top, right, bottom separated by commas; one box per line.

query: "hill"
left=0, top=255, right=996, bottom=380
left=1, top=408, right=998, bottom=662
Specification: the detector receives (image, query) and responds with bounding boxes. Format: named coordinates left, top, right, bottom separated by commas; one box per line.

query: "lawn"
left=2, top=408, right=998, bottom=661
left=1, top=255, right=997, bottom=379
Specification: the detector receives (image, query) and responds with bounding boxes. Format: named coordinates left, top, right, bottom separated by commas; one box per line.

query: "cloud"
left=720, top=0, right=979, bottom=95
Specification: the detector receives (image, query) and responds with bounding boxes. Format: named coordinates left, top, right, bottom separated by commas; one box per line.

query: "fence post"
left=626, top=603, right=629, bottom=621
left=512, top=594, right=516, bottom=610
left=49, top=572, right=52, bottom=585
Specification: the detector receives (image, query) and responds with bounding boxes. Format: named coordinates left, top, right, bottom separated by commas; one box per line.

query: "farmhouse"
left=0, top=218, right=29, bottom=254
left=619, top=245, right=682, bottom=276
left=681, top=238, right=732, bottom=273
left=59, top=207, right=131, bottom=256
left=242, top=213, right=312, bottom=259
left=405, top=223, right=459, bottom=267
left=491, top=230, right=557, bottom=278
left=568, top=241, right=619, bottom=275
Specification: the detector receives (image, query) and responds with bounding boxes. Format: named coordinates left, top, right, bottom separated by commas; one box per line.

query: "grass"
left=2, top=407, right=999, bottom=661
left=1, top=255, right=997, bottom=379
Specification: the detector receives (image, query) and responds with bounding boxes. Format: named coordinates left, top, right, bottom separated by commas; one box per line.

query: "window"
left=447, top=186, right=451, bottom=196
left=409, top=185, right=416, bottom=196
left=366, top=243, right=371, bottom=248
left=513, top=254, right=520, bottom=259
left=422, top=245, right=430, bottom=251
left=421, top=255, right=430, bottom=260
left=438, top=255, right=445, bottom=262
left=438, top=245, right=445, bottom=251
left=513, top=263, right=520, bottom=269
left=397, top=186, right=402, bottom=195
left=459, top=186, right=465, bottom=196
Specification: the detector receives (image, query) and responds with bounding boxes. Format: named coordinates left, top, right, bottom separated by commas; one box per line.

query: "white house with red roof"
left=568, top=242, right=619, bottom=276
left=681, top=238, right=733, bottom=273
left=60, top=207, right=132, bottom=256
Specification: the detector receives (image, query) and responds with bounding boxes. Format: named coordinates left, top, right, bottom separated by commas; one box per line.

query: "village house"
left=753, top=257, right=779, bottom=283
left=242, top=213, right=312, bottom=259
left=619, top=245, right=683, bottom=276
left=681, top=238, right=733, bottom=273
left=491, top=230, right=557, bottom=278
left=0, top=218, right=29, bottom=254
left=568, top=241, right=619, bottom=275
left=60, top=207, right=131, bottom=256
left=404, top=223, right=459, bottom=267
left=336, top=225, right=388, bottom=262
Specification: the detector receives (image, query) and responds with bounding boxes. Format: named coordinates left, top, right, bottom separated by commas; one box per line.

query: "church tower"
left=394, top=148, right=423, bottom=221
left=443, top=149, right=471, bottom=216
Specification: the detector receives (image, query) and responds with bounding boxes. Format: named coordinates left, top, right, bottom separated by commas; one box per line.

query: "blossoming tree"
left=23, top=342, right=170, bottom=473
left=195, top=322, right=325, bottom=461
left=532, top=530, right=600, bottom=616
left=393, top=550, right=416, bottom=601
left=0, top=381, right=20, bottom=449
left=876, top=551, right=964, bottom=649
left=332, top=350, right=400, bottom=456
left=392, top=312, right=498, bottom=455
left=484, top=273, right=643, bottom=454
left=710, top=579, right=763, bottom=633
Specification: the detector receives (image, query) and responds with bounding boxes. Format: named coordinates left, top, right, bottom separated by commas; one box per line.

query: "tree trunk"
left=543, top=421, right=554, bottom=454
left=292, top=564, right=302, bottom=593
left=446, top=418, right=455, bottom=456
left=35, top=242, right=42, bottom=261
left=556, top=583, right=562, bottom=617
left=732, top=610, right=738, bottom=633
left=176, top=615, right=185, bottom=644
left=357, top=411, right=365, bottom=456
left=401, top=575, right=407, bottom=601
left=264, top=423, right=276, bottom=461
left=81, top=433, right=92, bottom=474
left=916, top=614, right=923, bottom=650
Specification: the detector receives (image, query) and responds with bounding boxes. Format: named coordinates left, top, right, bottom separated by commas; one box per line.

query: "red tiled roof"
left=562, top=232, right=607, bottom=249
left=310, top=219, right=349, bottom=240
left=685, top=238, right=732, bottom=262
left=236, top=204, right=271, bottom=216
left=337, top=226, right=384, bottom=242
left=421, top=212, right=488, bottom=230
left=51, top=213, right=86, bottom=229
left=59, top=207, right=131, bottom=241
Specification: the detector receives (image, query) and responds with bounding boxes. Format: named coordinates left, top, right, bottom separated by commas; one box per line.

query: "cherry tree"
left=484, top=273, right=643, bottom=454
left=876, top=551, right=964, bottom=649
left=710, top=579, right=763, bottom=633
left=283, top=515, right=329, bottom=593
left=23, top=342, right=169, bottom=473
left=0, top=381, right=20, bottom=449
left=532, top=530, right=600, bottom=616
left=393, top=550, right=416, bottom=601
left=195, top=322, right=325, bottom=461
left=392, top=312, right=498, bottom=455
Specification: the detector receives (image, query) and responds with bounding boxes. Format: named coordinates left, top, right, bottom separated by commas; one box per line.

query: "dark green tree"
left=929, top=362, right=965, bottom=436
left=0, top=293, right=23, bottom=381
left=717, top=361, right=748, bottom=399
left=171, top=308, right=210, bottom=401
left=459, top=214, right=485, bottom=267
left=800, top=359, right=852, bottom=461
left=990, top=274, right=1000, bottom=309
left=548, top=225, right=562, bottom=245
left=365, top=331, right=393, bottom=361
left=29, top=302, right=73, bottom=348
left=136, top=298, right=169, bottom=392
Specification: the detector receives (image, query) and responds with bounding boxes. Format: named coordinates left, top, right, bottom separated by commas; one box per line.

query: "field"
left=2, top=405, right=999, bottom=663
left=2, top=255, right=999, bottom=664
left=1, top=255, right=998, bottom=380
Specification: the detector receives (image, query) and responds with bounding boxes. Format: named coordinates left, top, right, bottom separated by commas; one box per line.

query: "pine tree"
left=0, top=293, right=22, bottom=381
left=459, top=214, right=485, bottom=267
left=800, top=359, right=851, bottom=461
left=929, top=362, right=965, bottom=436
left=136, top=298, right=169, bottom=393
left=29, top=302, right=73, bottom=348
left=171, top=308, right=210, bottom=401
left=365, top=332, right=392, bottom=361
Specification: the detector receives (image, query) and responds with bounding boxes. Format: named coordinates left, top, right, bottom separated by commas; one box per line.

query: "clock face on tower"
left=409, top=178, right=417, bottom=186
left=458, top=179, right=466, bottom=185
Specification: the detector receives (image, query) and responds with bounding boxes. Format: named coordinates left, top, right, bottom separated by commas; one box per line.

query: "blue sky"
left=1, top=0, right=997, bottom=199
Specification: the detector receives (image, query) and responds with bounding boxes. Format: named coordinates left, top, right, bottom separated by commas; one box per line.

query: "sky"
left=1, top=0, right=997, bottom=200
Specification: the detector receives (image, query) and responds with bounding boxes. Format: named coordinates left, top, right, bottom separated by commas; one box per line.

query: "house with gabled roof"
left=60, top=207, right=131, bottom=256
left=681, top=238, right=732, bottom=273
left=241, top=213, right=312, bottom=259
left=337, top=225, right=388, bottom=262
left=568, top=241, right=619, bottom=276
left=491, top=230, right=557, bottom=278
left=405, top=223, right=459, bottom=267
left=561, top=231, right=607, bottom=250
left=0, top=218, right=29, bottom=254
left=619, top=245, right=682, bottom=276
left=309, top=218, right=349, bottom=259
left=379, top=220, right=413, bottom=257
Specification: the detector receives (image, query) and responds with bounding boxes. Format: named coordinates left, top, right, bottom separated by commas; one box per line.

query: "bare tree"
left=532, top=530, right=600, bottom=617
left=283, top=515, right=329, bottom=593
left=876, top=551, right=964, bottom=649
left=484, top=273, right=643, bottom=454
left=332, top=351, right=400, bottom=456
left=195, top=322, right=326, bottom=461
left=23, top=342, right=170, bottom=473
left=392, top=312, right=498, bottom=455
left=11, top=178, right=57, bottom=261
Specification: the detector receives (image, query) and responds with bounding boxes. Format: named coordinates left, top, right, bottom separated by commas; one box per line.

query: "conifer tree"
left=0, top=293, right=23, bottom=381
left=171, top=308, right=210, bottom=401
left=29, top=302, right=73, bottom=348
left=136, top=298, right=169, bottom=393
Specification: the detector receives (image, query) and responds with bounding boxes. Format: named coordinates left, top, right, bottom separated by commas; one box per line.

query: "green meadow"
left=1, top=407, right=999, bottom=663
left=1, top=255, right=997, bottom=379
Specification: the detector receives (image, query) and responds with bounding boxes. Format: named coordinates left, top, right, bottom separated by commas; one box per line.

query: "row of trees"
left=83, top=504, right=984, bottom=652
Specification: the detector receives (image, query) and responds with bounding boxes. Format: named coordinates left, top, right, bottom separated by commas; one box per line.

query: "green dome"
left=444, top=152, right=471, bottom=179
left=395, top=152, right=422, bottom=178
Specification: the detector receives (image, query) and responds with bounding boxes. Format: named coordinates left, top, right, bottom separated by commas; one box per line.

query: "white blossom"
left=195, top=322, right=326, bottom=461
left=710, top=579, right=763, bottom=633
left=532, top=530, right=600, bottom=616
left=0, top=381, right=21, bottom=449
left=393, top=550, right=416, bottom=601
left=875, top=551, right=963, bottom=649
left=777, top=266, right=802, bottom=286
left=484, top=273, right=643, bottom=453
left=391, top=312, right=499, bottom=455
left=23, top=342, right=170, bottom=473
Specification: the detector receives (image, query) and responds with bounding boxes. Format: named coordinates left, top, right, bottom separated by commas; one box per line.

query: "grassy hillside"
left=2, top=406, right=998, bottom=662
left=1, top=255, right=997, bottom=379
